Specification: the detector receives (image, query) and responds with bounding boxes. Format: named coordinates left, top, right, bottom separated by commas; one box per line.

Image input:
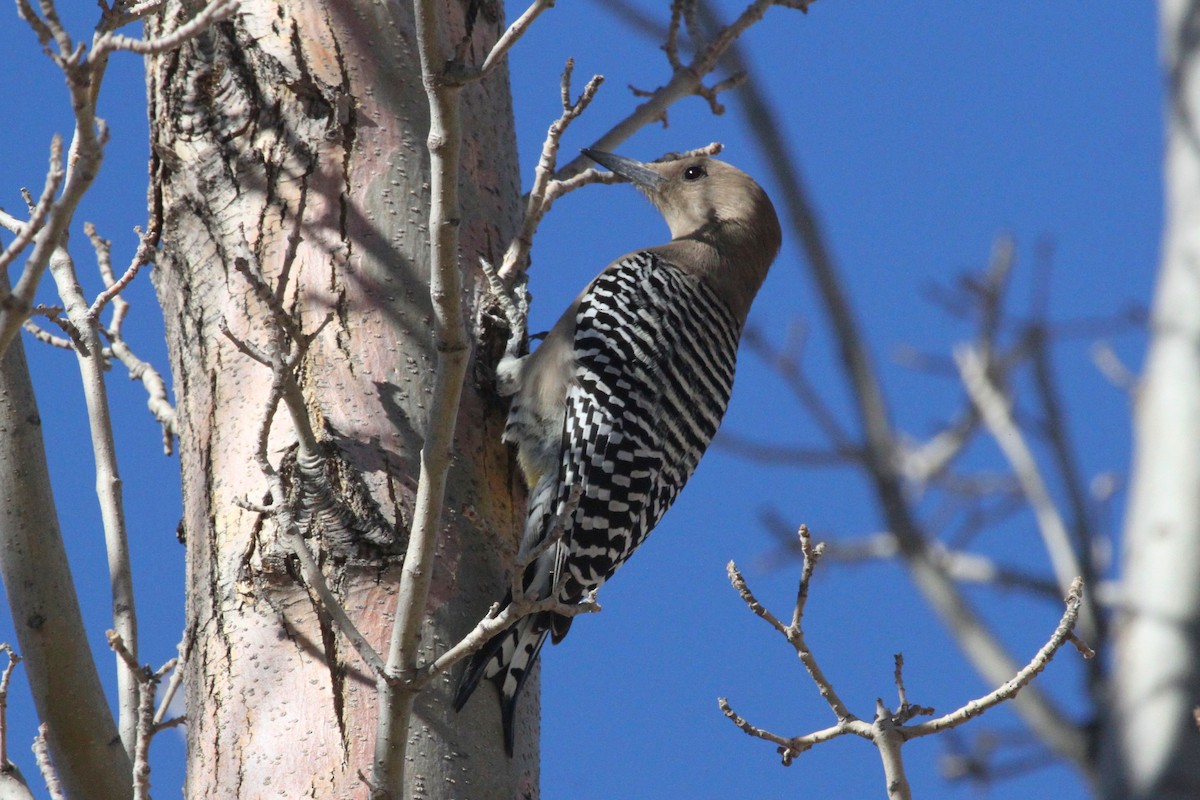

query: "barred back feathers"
left=454, top=149, right=781, bottom=756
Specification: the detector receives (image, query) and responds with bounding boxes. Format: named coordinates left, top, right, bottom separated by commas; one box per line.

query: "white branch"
left=954, top=346, right=1089, bottom=615
left=374, top=0, right=471, bottom=790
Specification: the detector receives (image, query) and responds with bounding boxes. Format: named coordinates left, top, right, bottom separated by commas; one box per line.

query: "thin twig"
left=728, top=527, right=853, bottom=722
left=152, top=637, right=188, bottom=727
left=688, top=0, right=1087, bottom=765
left=93, top=0, right=240, bottom=57
left=907, top=577, right=1086, bottom=736
left=496, top=60, right=604, bottom=280
left=32, top=725, right=65, bottom=800
left=742, top=327, right=856, bottom=454
left=44, top=241, right=141, bottom=760
left=474, top=0, right=556, bottom=81
left=715, top=429, right=850, bottom=467
left=0, top=137, right=64, bottom=276
left=220, top=307, right=386, bottom=681
left=81, top=222, right=177, bottom=452
left=88, top=226, right=155, bottom=321
left=555, top=0, right=806, bottom=180
left=20, top=318, right=74, bottom=349
left=720, top=530, right=1086, bottom=796
left=417, top=591, right=600, bottom=689
left=1090, top=341, right=1138, bottom=393
left=955, top=346, right=1091, bottom=632
left=0, top=644, right=21, bottom=770
left=1025, top=323, right=1107, bottom=700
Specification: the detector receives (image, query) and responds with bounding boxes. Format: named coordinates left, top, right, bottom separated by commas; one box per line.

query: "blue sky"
left=0, top=2, right=1160, bottom=798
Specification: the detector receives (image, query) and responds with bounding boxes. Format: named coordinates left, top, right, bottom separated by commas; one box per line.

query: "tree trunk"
left=146, top=2, right=529, bottom=796
left=1104, top=2, right=1200, bottom=796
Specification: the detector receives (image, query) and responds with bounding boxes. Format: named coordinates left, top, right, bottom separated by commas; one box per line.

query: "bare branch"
left=105, top=631, right=141, bottom=676
left=97, top=0, right=168, bottom=32
left=475, top=0, right=556, bottom=81
left=417, top=591, right=600, bottom=688
left=0, top=136, right=64, bottom=276
left=806, top=531, right=1064, bottom=600
left=728, top=527, right=854, bottom=723
left=742, top=326, right=857, bottom=453
left=375, top=0, right=475, bottom=790
left=132, top=667, right=154, bottom=800
left=497, top=60, right=604, bottom=280
left=152, top=638, right=188, bottom=727
left=2, top=0, right=234, bottom=359
left=32, top=726, right=65, bottom=800
left=20, top=318, right=74, bottom=350
left=715, top=430, right=850, bottom=466
left=106, top=632, right=189, bottom=800
left=906, top=577, right=1086, bottom=737
left=0, top=644, right=21, bottom=770
left=722, top=531, right=1086, bottom=796
left=87, top=225, right=156, bottom=321
left=1090, top=341, right=1138, bottom=393
left=41, top=239, right=142, bottom=759
left=77, top=222, right=177, bottom=451
left=718, top=696, right=850, bottom=766
left=690, top=3, right=1088, bottom=765
left=955, top=346, right=1090, bottom=623
left=891, top=654, right=934, bottom=724
left=554, top=0, right=810, bottom=179
left=696, top=69, right=747, bottom=115
left=899, top=411, right=980, bottom=485
left=93, top=0, right=240, bottom=57
left=106, top=337, right=177, bottom=454
left=222, top=255, right=386, bottom=682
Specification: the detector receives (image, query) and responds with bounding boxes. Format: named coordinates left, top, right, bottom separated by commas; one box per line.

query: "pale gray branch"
left=907, top=577, right=1086, bottom=737
left=221, top=262, right=386, bottom=682
left=496, top=60, right=604, bottom=281
left=954, top=345, right=1093, bottom=635
left=46, top=244, right=140, bottom=761
left=722, top=527, right=1086, bottom=797
left=477, top=0, right=556, bottom=80
left=0, top=137, right=63, bottom=276
left=698, top=3, right=1088, bottom=765
left=31, top=726, right=64, bottom=800
left=93, top=0, right=240, bottom=56
left=555, top=0, right=809, bottom=180
left=376, top=0, right=471, bottom=793
left=0, top=644, right=20, bottom=771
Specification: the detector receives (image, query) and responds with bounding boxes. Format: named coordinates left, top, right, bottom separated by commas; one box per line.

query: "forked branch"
left=720, top=526, right=1087, bottom=799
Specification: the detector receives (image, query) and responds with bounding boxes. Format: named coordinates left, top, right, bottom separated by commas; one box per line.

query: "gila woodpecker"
left=454, top=149, right=782, bottom=754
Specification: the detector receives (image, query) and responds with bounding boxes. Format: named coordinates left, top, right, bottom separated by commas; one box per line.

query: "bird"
left=454, top=148, right=782, bottom=755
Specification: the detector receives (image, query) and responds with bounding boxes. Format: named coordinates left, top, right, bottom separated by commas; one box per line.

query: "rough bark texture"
left=1104, top=2, right=1200, bottom=797
left=146, top=2, right=529, bottom=797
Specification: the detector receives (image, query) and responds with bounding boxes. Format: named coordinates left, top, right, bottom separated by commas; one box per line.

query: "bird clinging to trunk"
left=455, top=148, right=782, bottom=755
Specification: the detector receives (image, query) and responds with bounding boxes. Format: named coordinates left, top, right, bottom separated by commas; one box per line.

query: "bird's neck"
left=655, top=226, right=771, bottom=324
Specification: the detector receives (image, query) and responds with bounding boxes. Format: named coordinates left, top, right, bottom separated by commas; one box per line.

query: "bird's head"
left=582, top=149, right=782, bottom=267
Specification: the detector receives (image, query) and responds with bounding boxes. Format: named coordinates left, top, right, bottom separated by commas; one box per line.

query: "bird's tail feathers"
left=452, top=601, right=550, bottom=757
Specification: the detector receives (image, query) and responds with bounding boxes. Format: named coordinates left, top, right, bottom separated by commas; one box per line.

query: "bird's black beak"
left=582, top=149, right=666, bottom=191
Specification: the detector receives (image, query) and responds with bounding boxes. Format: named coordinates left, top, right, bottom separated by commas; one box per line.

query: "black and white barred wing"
left=553, top=251, right=742, bottom=602
left=453, top=250, right=744, bottom=755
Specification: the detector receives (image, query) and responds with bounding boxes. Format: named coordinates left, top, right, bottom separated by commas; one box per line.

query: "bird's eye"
left=682, top=164, right=707, bottom=181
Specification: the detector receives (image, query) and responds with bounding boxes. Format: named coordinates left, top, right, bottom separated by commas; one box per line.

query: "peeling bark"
left=146, top=2, right=528, bottom=796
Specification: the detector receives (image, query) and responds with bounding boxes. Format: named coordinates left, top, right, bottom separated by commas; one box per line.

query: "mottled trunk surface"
left=146, top=3, right=529, bottom=797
